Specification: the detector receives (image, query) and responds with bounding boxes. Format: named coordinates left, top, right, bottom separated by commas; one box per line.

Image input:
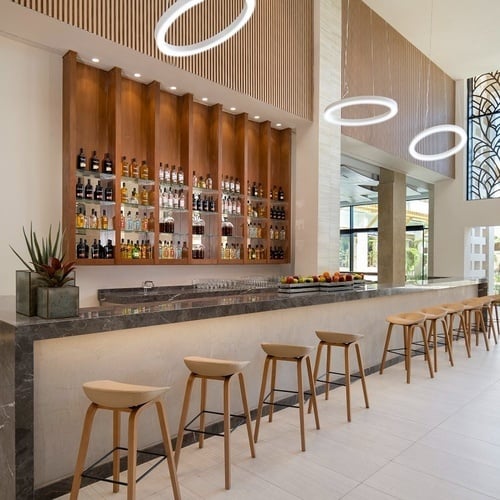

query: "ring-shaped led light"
left=155, top=0, right=256, bottom=57
left=323, top=96, right=398, bottom=127
left=409, top=124, right=467, bottom=162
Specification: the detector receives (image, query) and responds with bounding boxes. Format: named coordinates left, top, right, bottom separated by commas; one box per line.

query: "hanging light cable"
left=155, top=0, right=256, bottom=57
left=323, top=0, right=398, bottom=127
left=408, top=0, right=466, bottom=161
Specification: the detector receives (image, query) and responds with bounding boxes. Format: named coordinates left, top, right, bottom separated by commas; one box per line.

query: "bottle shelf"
left=121, top=202, right=154, bottom=210
left=76, top=198, right=115, bottom=206
left=77, top=170, right=116, bottom=180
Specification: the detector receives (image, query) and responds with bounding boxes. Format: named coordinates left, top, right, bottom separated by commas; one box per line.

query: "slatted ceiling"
left=12, top=0, right=312, bottom=120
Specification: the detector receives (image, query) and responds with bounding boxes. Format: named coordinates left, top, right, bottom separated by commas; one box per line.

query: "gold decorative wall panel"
left=342, top=0, right=455, bottom=177
left=12, top=0, right=313, bottom=120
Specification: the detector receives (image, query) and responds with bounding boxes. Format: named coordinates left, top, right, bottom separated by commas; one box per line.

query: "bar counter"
left=0, top=278, right=484, bottom=499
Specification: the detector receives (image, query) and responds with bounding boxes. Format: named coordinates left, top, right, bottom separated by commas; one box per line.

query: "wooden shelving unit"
left=63, top=51, right=291, bottom=266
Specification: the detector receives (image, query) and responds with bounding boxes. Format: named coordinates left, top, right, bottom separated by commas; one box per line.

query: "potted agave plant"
left=11, top=223, right=78, bottom=318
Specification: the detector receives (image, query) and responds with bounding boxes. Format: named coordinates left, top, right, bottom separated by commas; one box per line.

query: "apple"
left=345, top=273, right=353, bottom=281
left=286, top=276, right=294, bottom=284
left=325, top=276, right=332, bottom=283
left=339, top=275, right=345, bottom=282
left=319, top=276, right=326, bottom=282
left=332, top=275, right=339, bottom=282
left=312, top=275, right=319, bottom=282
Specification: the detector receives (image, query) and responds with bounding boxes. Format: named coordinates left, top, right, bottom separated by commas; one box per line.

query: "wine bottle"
left=131, top=158, right=139, bottom=178
left=121, top=156, right=129, bottom=177
left=178, top=165, right=184, bottom=185
left=104, top=184, right=113, bottom=201
left=76, top=177, right=84, bottom=199
left=90, top=151, right=99, bottom=172
left=140, top=160, right=149, bottom=180
left=84, top=179, right=93, bottom=199
left=77, top=148, right=87, bottom=170
left=76, top=238, right=86, bottom=258
left=94, top=180, right=103, bottom=201
left=102, top=153, right=113, bottom=174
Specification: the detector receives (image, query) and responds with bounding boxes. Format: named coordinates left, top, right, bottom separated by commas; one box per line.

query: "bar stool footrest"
left=387, top=347, right=427, bottom=357
left=262, top=388, right=312, bottom=409
left=317, top=370, right=362, bottom=387
left=184, top=410, right=247, bottom=437
left=80, top=446, right=167, bottom=486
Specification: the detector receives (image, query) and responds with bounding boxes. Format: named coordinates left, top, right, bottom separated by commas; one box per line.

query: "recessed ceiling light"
left=276, top=123, right=282, bottom=127
left=201, top=97, right=208, bottom=102
left=91, top=57, right=100, bottom=63
left=254, top=115, right=260, bottom=120
left=169, top=86, right=177, bottom=90
left=134, top=73, right=141, bottom=78
left=230, top=107, right=236, bottom=111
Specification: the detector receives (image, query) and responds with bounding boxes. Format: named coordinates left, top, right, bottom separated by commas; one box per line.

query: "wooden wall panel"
left=342, top=0, right=455, bottom=177
left=12, top=0, right=313, bottom=120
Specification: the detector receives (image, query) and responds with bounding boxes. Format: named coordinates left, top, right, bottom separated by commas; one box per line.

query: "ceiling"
left=363, top=0, right=500, bottom=80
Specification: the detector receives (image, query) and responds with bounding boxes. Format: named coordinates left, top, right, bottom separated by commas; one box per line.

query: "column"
left=378, top=168, right=406, bottom=285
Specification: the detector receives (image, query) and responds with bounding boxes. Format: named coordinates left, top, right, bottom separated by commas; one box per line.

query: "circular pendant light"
left=155, top=0, right=256, bottom=57
left=409, top=124, right=467, bottom=162
left=323, top=96, right=398, bottom=127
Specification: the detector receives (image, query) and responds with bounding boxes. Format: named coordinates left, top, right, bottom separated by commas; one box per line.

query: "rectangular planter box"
left=37, top=286, right=79, bottom=319
left=16, top=270, right=42, bottom=316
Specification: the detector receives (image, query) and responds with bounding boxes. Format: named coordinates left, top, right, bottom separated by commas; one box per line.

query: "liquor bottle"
left=140, top=160, right=149, bottom=180
left=278, top=186, right=285, bottom=201
left=192, top=170, right=197, bottom=187
left=230, top=176, right=235, bottom=192
left=132, top=241, right=140, bottom=259
left=141, top=212, right=148, bottom=231
left=84, top=179, right=93, bottom=199
left=173, top=189, right=179, bottom=209
left=102, top=153, right=113, bottom=174
left=76, top=207, right=85, bottom=229
left=224, top=175, right=230, bottom=192
left=101, top=210, right=108, bottom=230
left=76, top=238, right=86, bottom=258
left=140, top=240, right=147, bottom=259
left=167, top=188, right=174, bottom=209
left=280, top=226, right=286, bottom=240
left=252, top=181, right=257, bottom=197
left=77, top=148, right=87, bottom=170
left=125, top=211, right=132, bottom=231
left=174, top=240, right=181, bottom=259
left=220, top=242, right=225, bottom=260
left=178, top=165, right=184, bottom=185
left=168, top=241, right=175, bottom=259
left=198, top=176, right=205, bottom=188
left=235, top=177, right=240, bottom=194
left=131, top=158, right=139, bottom=178
left=164, top=163, right=171, bottom=183
left=209, top=196, right=216, bottom=212
left=179, top=190, right=185, bottom=209
left=159, top=162, right=164, bottom=182
left=171, top=165, right=177, bottom=184
left=76, top=177, right=84, bottom=199
left=206, top=173, right=213, bottom=190
left=84, top=239, right=90, bottom=258
left=269, top=226, right=274, bottom=239
left=105, top=239, right=114, bottom=259
left=94, top=180, right=103, bottom=201
left=120, top=210, right=125, bottom=229
left=89, top=209, right=98, bottom=229
left=90, top=151, right=99, bottom=172
left=146, top=240, right=153, bottom=259
left=181, top=241, right=188, bottom=259
left=148, top=187, right=155, bottom=206
left=148, top=212, right=155, bottom=231
left=91, top=239, right=99, bottom=259
left=120, top=182, right=128, bottom=203
left=121, top=156, right=130, bottom=177
left=104, top=184, right=113, bottom=201
left=272, top=185, right=278, bottom=200
left=258, top=182, right=264, bottom=198
left=162, top=188, right=168, bottom=208
left=134, top=211, right=141, bottom=231
left=140, top=186, right=149, bottom=205
left=130, top=187, right=139, bottom=204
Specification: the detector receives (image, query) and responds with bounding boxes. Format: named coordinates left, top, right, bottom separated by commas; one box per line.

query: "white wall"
left=433, top=79, right=500, bottom=279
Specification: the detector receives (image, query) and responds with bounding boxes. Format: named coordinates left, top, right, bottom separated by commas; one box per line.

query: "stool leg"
left=175, top=372, right=196, bottom=467
left=344, top=344, right=352, bottom=422
left=405, top=325, right=412, bottom=383
left=127, top=408, right=139, bottom=500
left=486, top=304, right=498, bottom=344
left=112, top=409, right=120, bottom=493
left=442, top=318, right=454, bottom=367
left=430, top=319, right=438, bottom=372
left=254, top=355, right=271, bottom=444
left=305, top=355, right=320, bottom=431
left=237, top=373, right=256, bottom=459
left=477, top=310, right=490, bottom=351
left=419, top=323, right=434, bottom=379
left=380, top=323, right=394, bottom=374
left=70, top=403, right=98, bottom=500
left=269, top=358, right=277, bottom=422
left=223, top=375, right=231, bottom=490
left=308, top=341, right=324, bottom=414
left=354, top=343, right=370, bottom=409
left=460, top=312, right=471, bottom=358
left=155, top=401, right=181, bottom=500
left=199, top=377, right=207, bottom=448
left=296, top=358, right=306, bottom=451
left=325, top=344, right=332, bottom=400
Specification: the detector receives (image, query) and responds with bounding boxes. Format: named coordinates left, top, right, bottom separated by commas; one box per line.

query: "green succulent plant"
left=10, top=223, right=75, bottom=287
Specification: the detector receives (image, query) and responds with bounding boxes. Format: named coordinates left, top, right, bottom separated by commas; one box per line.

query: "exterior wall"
left=433, top=79, right=500, bottom=280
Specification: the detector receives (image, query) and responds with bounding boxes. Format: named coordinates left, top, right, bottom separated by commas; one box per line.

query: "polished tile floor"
left=60, top=337, right=500, bottom=499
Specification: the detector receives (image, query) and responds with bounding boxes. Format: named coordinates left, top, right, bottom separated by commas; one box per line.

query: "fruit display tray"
left=319, top=281, right=355, bottom=291
left=278, top=282, right=320, bottom=293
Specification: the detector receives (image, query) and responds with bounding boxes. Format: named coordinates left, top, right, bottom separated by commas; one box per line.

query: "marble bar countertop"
left=0, top=277, right=486, bottom=340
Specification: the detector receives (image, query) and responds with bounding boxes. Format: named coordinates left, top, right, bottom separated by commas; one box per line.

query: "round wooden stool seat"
left=461, top=297, right=491, bottom=350
left=462, top=297, right=485, bottom=310
left=315, top=331, right=363, bottom=344
left=419, top=307, right=453, bottom=371
left=439, top=302, right=471, bottom=358
left=419, top=306, right=447, bottom=319
left=386, top=311, right=426, bottom=325
left=440, top=302, right=465, bottom=313
left=260, top=343, right=314, bottom=358
left=82, top=380, right=168, bottom=408
left=184, top=356, right=249, bottom=377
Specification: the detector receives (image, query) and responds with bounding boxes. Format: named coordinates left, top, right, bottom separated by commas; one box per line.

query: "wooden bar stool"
left=174, top=356, right=255, bottom=490
left=461, top=298, right=490, bottom=351
left=380, top=312, right=434, bottom=384
left=483, top=295, right=499, bottom=344
left=307, top=331, right=369, bottom=422
left=419, top=306, right=454, bottom=371
left=440, top=302, right=471, bottom=358
left=254, top=343, right=320, bottom=452
left=492, top=295, right=500, bottom=338
left=70, top=380, right=180, bottom=500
